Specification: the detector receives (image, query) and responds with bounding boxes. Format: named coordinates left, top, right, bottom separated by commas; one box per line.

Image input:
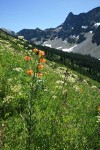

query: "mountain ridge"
left=1, top=7, right=100, bottom=59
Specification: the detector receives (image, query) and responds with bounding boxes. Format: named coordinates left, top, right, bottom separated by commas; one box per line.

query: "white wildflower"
left=28, top=44, right=32, bottom=48
left=23, top=39, right=27, bottom=42
left=28, top=50, right=32, bottom=53
left=55, top=86, right=59, bottom=88
left=57, top=67, right=66, bottom=71
left=3, top=96, right=14, bottom=103
left=67, top=76, right=76, bottom=83
left=18, top=36, right=24, bottom=40
left=52, top=95, right=57, bottom=99
left=91, top=85, right=97, bottom=89
left=13, top=67, right=23, bottom=72
left=44, top=88, right=48, bottom=92
left=7, top=78, right=13, bottom=83
left=61, top=75, right=65, bottom=79
left=62, top=89, right=67, bottom=95
left=13, top=39, right=17, bottom=42
left=4, top=41, right=9, bottom=44
left=21, top=41, right=25, bottom=44
left=55, top=85, right=62, bottom=89
left=96, top=116, right=100, bottom=123
left=71, top=74, right=78, bottom=79
left=20, top=45, right=24, bottom=48
left=97, top=116, right=100, bottom=119
left=56, top=80, right=64, bottom=84
left=10, top=84, right=22, bottom=93
left=37, top=79, right=43, bottom=83
left=83, top=79, right=88, bottom=85
left=73, top=85, right=80, bottom=92
left=25, top=47, right=28, bottom=49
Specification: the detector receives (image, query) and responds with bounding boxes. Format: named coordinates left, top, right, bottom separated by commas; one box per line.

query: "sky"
left=0, top=0, right=100, bottom=32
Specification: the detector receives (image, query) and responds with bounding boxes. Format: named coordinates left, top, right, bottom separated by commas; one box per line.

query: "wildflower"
left=83, top=79, right=88, bottom=85
left=44, top=88, right=48, bottom=92
left=71, top=74, right=78, bottom=79
left=52, top=95, right=57, bottom=99
left=62, top=89, right=68, bottom=95
left=10, top=84, right=22, bottom=93
left=97, top=116, right=100, bottom=119
left=24, top=56, right=31, bottom=61
left=80, top=89, right=83, bottom=93
left=37, top=79, right=42, bottom=82
left=27, top=69, right=33, bottom=75
left=38, top=64, right=44, bottom=69
left=56, top=80, right=64, bottom=84
left=33, top=48, right=38, bottom=53
left=38, top=73, right=43, bottom=77
left=67, top=76, right=76, bottom=83
left=2, top=124, right=5, bottom=127
left=3, top=96, right=14, bottom=104
left=29, top=44, right=32, bottom=48
left=96, top=115, right=100, bottom=123
left=7, top=78, right=12, bottom=83
left=97, top=106, right=100, bottom=111
left=40, top=58, right=46, bottom=63
left=55, top=85, right=62, bottom=89
left=91, top=85, right=97, bottom=89
left=73, top=85, right=80, bottom=92
left=18, top=36, right=24, bottom=40
left=13, top=67, right=23, bottom=72
left=39, top=51, right=45, bottom=57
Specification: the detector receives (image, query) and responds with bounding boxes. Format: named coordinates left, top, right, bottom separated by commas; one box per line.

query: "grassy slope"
left=0, top=31, right=100, bottom=150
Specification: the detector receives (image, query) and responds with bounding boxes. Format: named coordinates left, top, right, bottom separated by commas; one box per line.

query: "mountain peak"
left=67, top=12, right=74, bottom=19
left=36, top=27, right=41, bottom=31
left=68, top=12, right=74, bottom=16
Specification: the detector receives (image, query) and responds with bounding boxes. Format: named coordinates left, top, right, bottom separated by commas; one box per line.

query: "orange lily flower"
left=33, top=48, right=38, bottom=53
left=40, top=58, right=46, bottom=63
left=39, top=51, right=45, bottom=57
left=38, top=73, right=43, bottom=77
left=27, top=69, right=33, bottom=75
left=38, top=64, right=44, bottom=69
left=24, top=56, right=31, bottom=61
left=97, top=106, right=100, bottom=111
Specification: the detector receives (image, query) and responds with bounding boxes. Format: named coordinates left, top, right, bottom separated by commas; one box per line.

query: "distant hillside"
left=0, top=27, right=17, bottom=37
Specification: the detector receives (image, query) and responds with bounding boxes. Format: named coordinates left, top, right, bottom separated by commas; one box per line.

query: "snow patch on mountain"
left=71, top=35, right=76, bottom=38
left=94, top=22, right=100, bottom=27
left=43, top=41, right=47, bottom=44
left=63, top=40, right=67, bottom=43
left=54, top=27, right=62, bottom=32
left=89, top=31, right=93, bottom=34
left=76, top=35, right=79, bottom=39
left=45, top=44, right=51, bottom=47
left=62, top=45, right=77, bottom=52
left=81, top=26, right=88, bottom=29
left=56, top=47, right=62, bottom=49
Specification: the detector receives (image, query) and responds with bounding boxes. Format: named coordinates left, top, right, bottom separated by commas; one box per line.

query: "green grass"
left=0, top=32, right=100, bottom=150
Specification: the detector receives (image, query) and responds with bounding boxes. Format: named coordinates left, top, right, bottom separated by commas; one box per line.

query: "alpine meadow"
left=0, top=21, right=100, bottom=150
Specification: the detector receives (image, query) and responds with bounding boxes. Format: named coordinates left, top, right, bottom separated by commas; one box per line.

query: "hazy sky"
left=0, top=0, right=100, bottom=32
